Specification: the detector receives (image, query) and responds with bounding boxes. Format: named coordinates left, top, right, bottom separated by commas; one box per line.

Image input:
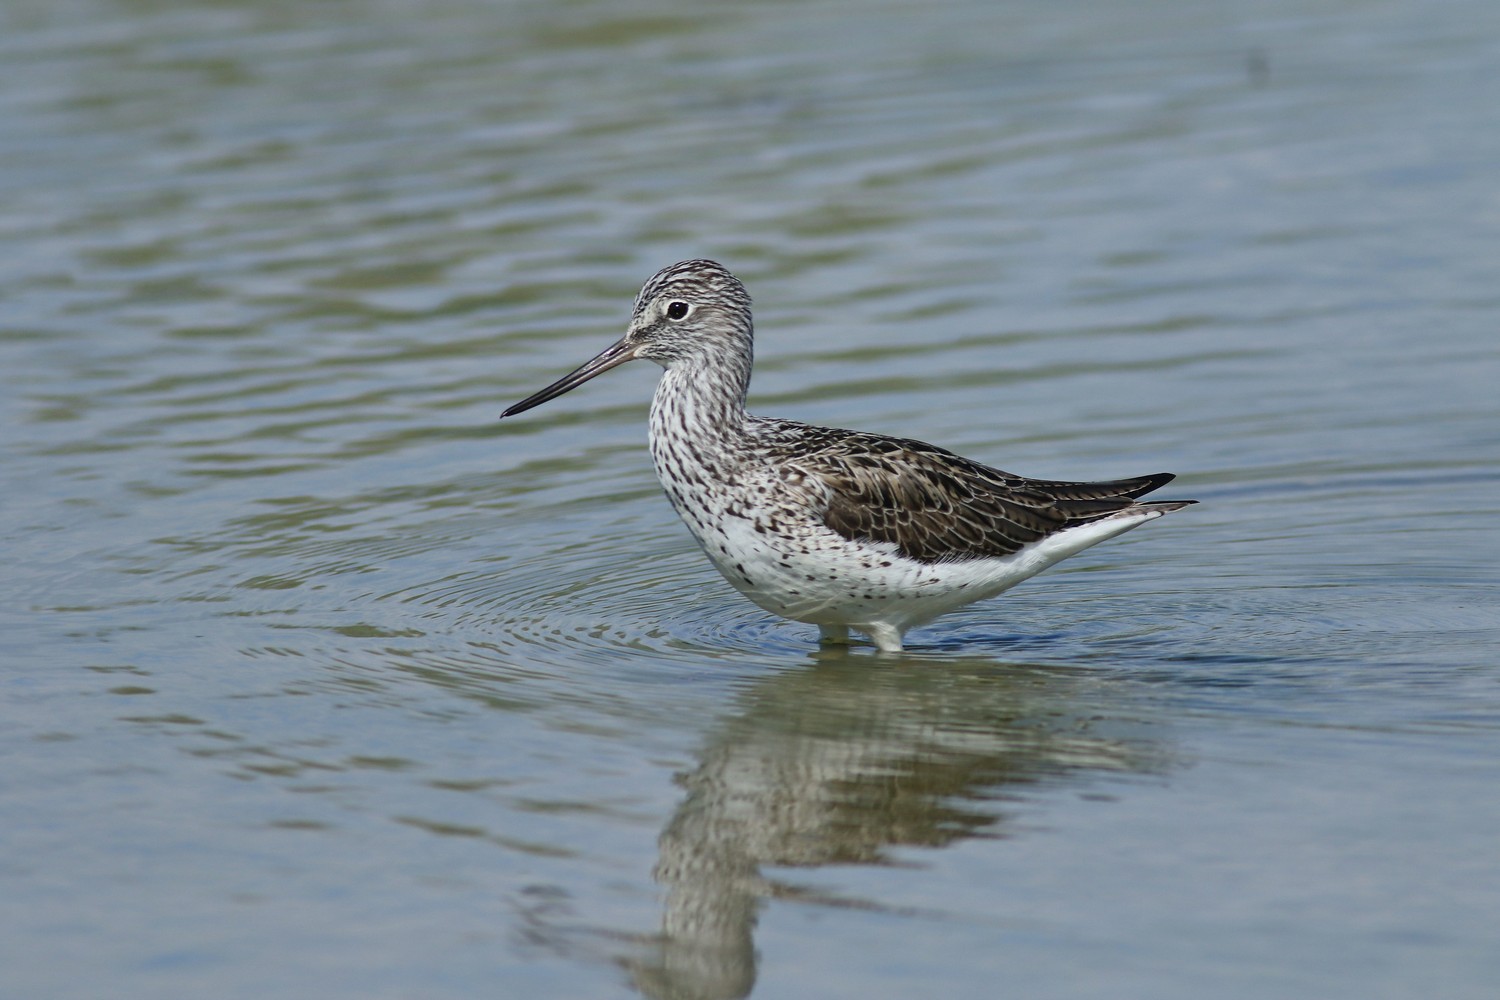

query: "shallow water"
left=4, top=0, right=1499, bottom=997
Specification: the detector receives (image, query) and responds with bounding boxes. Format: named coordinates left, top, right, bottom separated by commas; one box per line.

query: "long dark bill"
left=500, top=338, right=640, bottom=418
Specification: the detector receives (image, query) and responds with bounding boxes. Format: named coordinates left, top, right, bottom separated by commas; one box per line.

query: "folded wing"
left=789, top=430, right=1185, bottom=563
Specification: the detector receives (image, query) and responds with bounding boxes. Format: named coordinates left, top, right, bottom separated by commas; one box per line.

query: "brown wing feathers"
left=804, top=433, right=1185, bottom=564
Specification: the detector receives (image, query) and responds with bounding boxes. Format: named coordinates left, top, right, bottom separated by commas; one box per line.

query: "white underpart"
left=689, top=495, right=1167, bottom=652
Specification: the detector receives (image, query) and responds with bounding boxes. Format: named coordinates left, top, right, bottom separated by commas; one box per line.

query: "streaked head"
left=501, top=259, right=752, bottom=419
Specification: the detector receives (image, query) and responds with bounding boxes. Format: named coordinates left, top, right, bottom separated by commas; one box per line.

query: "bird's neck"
left=649, top=352, right=752, bottom=471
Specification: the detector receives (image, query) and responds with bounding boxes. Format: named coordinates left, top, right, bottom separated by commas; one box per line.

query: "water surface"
left=3, top=1, right=1499, bottom=997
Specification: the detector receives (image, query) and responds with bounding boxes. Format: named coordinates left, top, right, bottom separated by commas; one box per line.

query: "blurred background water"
left=3, top=0, right=1499, bottom=997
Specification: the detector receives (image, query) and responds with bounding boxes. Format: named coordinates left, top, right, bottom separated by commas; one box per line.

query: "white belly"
left=666, top=477, right=1167, bottom=634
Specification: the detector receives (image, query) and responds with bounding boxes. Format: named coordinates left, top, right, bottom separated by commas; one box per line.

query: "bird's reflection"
left=626, top=648, right=1172, bottom=1000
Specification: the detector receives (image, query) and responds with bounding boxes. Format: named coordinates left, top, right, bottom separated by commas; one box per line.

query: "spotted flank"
left=502, top=259, right=1195, bottom=652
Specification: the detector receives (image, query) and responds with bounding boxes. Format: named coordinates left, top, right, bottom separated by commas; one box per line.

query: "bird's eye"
left=666, top=301, right=691, bottom=320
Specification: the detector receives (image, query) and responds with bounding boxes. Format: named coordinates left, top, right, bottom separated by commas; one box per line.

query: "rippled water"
left=5, top=0, right=1500, bottom=997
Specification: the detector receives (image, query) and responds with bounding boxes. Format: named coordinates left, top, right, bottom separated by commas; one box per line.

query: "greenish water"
left=4, top=1, right=1499, bottom=997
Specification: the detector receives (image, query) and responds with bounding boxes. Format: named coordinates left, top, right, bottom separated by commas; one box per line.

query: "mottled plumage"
left=502, top=259, right=1195, bottom=652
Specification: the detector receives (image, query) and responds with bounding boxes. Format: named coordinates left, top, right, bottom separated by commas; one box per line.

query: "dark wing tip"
left=1132, top=472, right=1176, bottom=495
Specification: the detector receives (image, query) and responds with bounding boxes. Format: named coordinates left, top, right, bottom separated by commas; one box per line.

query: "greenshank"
left=502, top=259, right=1194, bottom=652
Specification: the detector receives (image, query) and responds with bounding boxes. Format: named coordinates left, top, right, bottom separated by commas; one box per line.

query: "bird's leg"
left=817, top=624, right=850, bottom=646
left=861, top=623, right=905, bottom=653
